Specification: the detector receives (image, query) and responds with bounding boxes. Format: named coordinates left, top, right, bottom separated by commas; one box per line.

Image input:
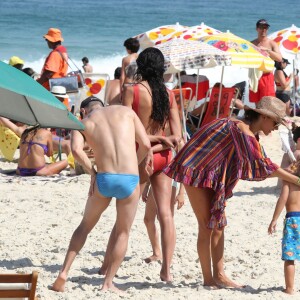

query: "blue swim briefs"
left=96, top=172, right=139, bottom=200
left=282, top=212, right=300, bottom=261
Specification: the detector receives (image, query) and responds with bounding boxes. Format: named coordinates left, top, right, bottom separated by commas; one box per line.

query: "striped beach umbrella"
left=134, top=22, right=188, bottom=49
left=200, top=32, right=275, bottom=72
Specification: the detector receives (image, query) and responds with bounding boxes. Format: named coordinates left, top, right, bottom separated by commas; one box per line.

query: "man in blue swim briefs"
left=52, top=96, right=152, bottom=293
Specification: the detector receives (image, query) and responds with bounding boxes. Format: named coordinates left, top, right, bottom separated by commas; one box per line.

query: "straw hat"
left=244, top=96, right=287, bottom=125
left=43, top=28, right=64, bottom=42
left=51, top=86, right=69, bottom=99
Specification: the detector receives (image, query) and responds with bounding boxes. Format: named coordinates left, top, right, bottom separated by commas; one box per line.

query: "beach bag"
left=49, top=76, right=79, bottom=93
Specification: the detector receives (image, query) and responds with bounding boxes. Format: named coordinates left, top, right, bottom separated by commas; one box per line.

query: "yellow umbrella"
left=134, top=22, right=188, bottom=49
left=200, top=32, right=274, bottom=72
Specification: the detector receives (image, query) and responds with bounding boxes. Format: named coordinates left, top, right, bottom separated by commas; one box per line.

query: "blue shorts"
left=282, top=212, right=300, bottom=261
left=96, top=173, right=139, bottom=200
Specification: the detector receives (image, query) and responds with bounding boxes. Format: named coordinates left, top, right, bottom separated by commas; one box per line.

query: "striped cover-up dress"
left=164, top=118, right=279, bottom=229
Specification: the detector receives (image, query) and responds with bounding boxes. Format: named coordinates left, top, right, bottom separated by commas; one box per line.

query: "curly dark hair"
left=135, top=47, right=169, bottom=129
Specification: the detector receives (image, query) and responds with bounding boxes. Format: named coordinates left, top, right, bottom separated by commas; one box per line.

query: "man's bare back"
left=82, top=106, right=139, bottom=174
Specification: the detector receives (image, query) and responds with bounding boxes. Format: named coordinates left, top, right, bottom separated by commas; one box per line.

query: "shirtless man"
left=106, top=67, right=121, bottom=105
left=250, top=19, right=282, bottom=104
left=82, top=57, right=93, bottom=73
left=51, top=96, right=152, bottom=293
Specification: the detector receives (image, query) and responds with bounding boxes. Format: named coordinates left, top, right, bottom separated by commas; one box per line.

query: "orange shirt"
left=41, top=45, right=68, bottom=90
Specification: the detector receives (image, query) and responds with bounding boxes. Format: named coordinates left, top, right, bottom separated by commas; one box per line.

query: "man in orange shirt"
left=37, top=28, right=68, bottom=90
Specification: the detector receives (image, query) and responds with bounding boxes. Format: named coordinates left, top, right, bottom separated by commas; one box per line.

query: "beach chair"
left=171, top=88, right=193, bottom=119
left=182, top=80, right=209, bottom=101
left=0, top=271, right=38, bottom=300
left=188, top=87, right=238, bottom=131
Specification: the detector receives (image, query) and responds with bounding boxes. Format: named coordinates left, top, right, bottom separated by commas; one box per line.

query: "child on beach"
left=268, top=160, right=300, bottom=295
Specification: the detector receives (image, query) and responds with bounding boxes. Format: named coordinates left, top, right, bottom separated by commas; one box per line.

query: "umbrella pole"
left=217, top=66, right=225, bottom=118
left=293, top=59, right=296, bottom=117
left=178, top=73, right=187, bottom=142
left=195, top=69, right=200, bottom=102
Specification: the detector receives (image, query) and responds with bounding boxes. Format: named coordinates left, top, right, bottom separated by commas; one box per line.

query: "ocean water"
left=1, top=0, right=299, bottom=82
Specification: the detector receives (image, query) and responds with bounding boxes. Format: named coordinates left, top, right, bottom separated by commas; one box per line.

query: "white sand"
left=0, top=130, right=299, bottom=300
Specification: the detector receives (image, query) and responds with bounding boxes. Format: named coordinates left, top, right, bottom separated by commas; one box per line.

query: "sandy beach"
left=1, top=129, right=300, bottom=300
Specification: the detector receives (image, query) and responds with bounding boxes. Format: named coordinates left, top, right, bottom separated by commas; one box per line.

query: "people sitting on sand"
left=106, top=67, right=121, bottom=105
left=120, top=37, right=140, bottom=94
left=0, top=117, right=71, bottom=172
left=51, top=96, right=152, bottom=293
left=82, top=56, right=93, bottom=73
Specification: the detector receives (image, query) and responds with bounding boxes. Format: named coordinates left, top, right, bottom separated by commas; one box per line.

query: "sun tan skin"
left=143, top=181, right=185, bottom=263
left=185, top=115, right=300, bottom=289
left=120, top=51, right=139, bottom=91
left=51, top=103, right=151, bottom=293
left=0, top=117, right=67, bottom=175
left=252, top=25, right=282, bottom=63
left=274, top=61, right=292, bottom=114
left=120, top=81, right=181, bottom=282
left=106, top=79, right=121, bottom=105
left=268, top=164, right=300, bottom=295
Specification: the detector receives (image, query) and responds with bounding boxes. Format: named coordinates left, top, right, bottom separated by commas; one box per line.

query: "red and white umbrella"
left=177, top=22, right=222, bottom=41
left=268, top=24, right=300, bottom=62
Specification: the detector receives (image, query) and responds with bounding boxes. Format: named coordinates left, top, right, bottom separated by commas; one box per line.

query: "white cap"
left=51, top=85, right=69, bottom=99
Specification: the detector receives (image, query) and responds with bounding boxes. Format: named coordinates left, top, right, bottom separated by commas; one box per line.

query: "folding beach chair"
left=0, top=271, right=38, bottom=300
left=188, top=86, right=238, bottom=131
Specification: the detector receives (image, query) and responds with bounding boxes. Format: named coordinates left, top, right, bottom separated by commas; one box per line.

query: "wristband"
left=297, top=177, right=300, bottom=185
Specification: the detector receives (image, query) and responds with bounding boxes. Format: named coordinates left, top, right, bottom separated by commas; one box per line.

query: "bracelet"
left=297, top=177, right=300, bottom=184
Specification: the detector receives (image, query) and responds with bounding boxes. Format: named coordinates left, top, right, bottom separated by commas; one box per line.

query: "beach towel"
left=0, top=125, right=20, bottom=161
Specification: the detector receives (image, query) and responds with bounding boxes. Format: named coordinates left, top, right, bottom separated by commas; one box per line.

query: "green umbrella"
left=0, top=61, right=84, bottom=130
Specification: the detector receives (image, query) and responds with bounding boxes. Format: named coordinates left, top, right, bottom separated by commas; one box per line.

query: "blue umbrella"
left=0, top=61, right=84, bottom=130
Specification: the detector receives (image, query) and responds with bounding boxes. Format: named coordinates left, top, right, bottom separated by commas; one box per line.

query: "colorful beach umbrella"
left=0, top=61, right=84, bottom=130
left=200, top=32, right=275, bottom=72
left=134, top=22, right=188, bottom=49
left=268, top=24, right=300, bottom=62
left=155, top=38, right=231, bottom=74
left=176, top=22, right=222, bottom=41
left=155, top=39, right=231, bottom=140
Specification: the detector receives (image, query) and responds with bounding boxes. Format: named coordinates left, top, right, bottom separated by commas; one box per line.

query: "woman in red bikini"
left=122, top=47, right=182, bottom=282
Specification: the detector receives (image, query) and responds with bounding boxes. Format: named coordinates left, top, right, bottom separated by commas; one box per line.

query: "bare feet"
left=160, top=271, right=173, bottom=283
left=51, top=273, right=67, bottom=292
left=283, top=288, right=295, bottom=295
left=203, top=279, right=219, bottom=290
left=144, top=254, right=162, bottom=264
left=101, top=283, right=125, bottom=294
left=214, top=273, right=245, bottom=289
